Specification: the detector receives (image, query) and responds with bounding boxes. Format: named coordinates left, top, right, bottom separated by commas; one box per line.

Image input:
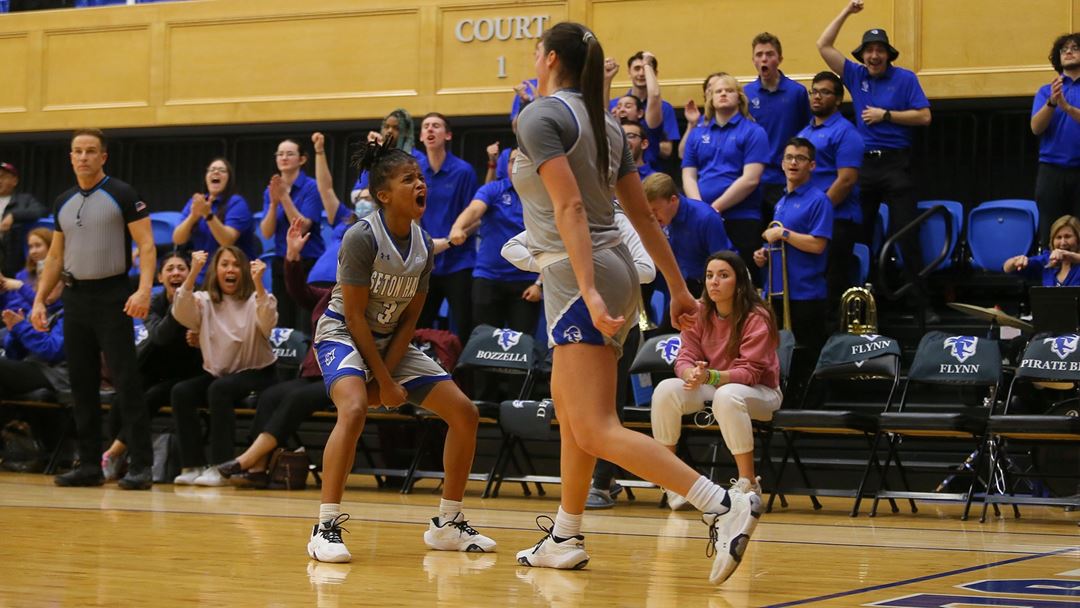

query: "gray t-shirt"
left=512, top=90, right=637, bottom=264
left=321, top=210, right=433, bottom=337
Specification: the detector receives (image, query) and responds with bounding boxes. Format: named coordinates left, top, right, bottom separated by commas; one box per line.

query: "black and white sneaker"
left=515, top=516, right=589, bottom=570
left=704, top=491, right=762, bottom=584
left=307, top=514, right=352, bottom=563
left=424, top=512, right=496, bottom=552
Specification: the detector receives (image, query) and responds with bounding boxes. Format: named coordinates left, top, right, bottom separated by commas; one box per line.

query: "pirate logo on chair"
left=493, top=328, right=523, bottom=352
left=944, top=336, right=978, bottom=363
left=1046, top=334, right=1080, bottom=360
left=656, top=336, right=682, bottom=365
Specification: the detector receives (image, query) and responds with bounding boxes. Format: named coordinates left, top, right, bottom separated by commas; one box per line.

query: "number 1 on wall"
left=497, top=55, right=507, bottom=79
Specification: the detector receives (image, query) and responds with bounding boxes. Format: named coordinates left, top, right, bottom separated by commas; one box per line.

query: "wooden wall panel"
left=0, top=34, right=29, bottom=113
left=42, top=26, right=151, bottom=110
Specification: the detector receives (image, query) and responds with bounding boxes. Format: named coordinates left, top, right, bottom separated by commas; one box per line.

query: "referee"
left=31, top=129, right=157, bottom=490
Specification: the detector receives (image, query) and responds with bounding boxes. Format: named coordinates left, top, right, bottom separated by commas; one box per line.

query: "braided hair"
left=352, top=136, right=419, bottom=206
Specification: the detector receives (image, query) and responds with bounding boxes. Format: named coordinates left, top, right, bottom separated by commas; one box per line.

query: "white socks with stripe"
left=686, top=475, right=732, bottom=515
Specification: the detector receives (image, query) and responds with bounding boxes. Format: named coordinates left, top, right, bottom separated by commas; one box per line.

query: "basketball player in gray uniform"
left=511, top=22, right=763, bottom=585
left=306, top=140, right=495, bottom=563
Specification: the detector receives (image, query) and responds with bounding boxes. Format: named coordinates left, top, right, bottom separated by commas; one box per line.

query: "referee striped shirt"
left=54, top=176, right=148, bottom=280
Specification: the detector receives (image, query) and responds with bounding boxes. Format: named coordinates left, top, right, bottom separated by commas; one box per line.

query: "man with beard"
left=817, top=0, right=932, bottom=318
left=797, top=71, right=865, bottom=324
left=1032, top=32, right=1080, bottom=246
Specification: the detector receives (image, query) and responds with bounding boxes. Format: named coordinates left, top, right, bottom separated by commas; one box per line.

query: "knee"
left=711, top=384, right=747, bottom=415
left=335, top=398, right=367, bottom=433
left=444, top=396, right=479, bottom=430
left=574, top=424, right=619, bottom=458
left=650, top=378, right=685, bottom=414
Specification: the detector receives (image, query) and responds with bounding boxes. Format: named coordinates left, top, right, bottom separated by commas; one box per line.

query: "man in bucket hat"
left=816, top=0, right=934, bottom=321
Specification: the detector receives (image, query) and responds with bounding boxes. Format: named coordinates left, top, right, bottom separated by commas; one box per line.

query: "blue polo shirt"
left=422, top=151, right=479, bottom=276
left=1033, top=75, right=1080, bottom=168
left=262, top=171, right=327, bottom=259
left=179, top=193, right=256, bottom=261
left=352, top=148, right=427, bottom=191
left=472, top=179, right=537, bottom=283
left=308, top=220, right=350, bottom=284
left=668, top=195, right=732, bottom=281
left=745, top=73, right=812, bottom=186
left=637, top=164, right=657, bottom=180
left=769, top=182, right=834, bottom=301
left=681, top=113, right=771, bottom=221
left=798, top=113, right=866, bottom=224
left=609, top=91, right=681, bottom=172
left=495, top=147, right=512, bottom=181
left=1025, top=252, right=1080, bottom=287
left=510, top=78, right=539, bottom=121
left=842, top=59, right=930, bottom=150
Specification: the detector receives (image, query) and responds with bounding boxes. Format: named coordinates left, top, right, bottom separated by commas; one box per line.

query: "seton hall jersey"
left=319, top=210, right=432, bottom=338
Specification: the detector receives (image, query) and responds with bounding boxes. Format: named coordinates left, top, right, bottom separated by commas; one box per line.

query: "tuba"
left=840, top=284, right=878, bottom=335
left=766, top=221, right=792, bottom=330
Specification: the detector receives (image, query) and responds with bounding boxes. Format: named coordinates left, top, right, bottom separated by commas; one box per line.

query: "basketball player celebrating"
left=307, top=140, right=495, bottom=563
left=512, top=22, right=763, bottom=584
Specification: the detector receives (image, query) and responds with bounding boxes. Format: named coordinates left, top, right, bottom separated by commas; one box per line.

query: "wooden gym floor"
left=0, top=472, right=1076, bottom=607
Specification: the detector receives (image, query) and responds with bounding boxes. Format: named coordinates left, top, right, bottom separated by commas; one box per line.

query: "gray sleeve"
left=617, top=135, right=636, bottom=180
left=516, top=97, right=579, bottom=168
left=337, top=221, right=376, bottom=287
left=418, top=235, right=434, bottom=292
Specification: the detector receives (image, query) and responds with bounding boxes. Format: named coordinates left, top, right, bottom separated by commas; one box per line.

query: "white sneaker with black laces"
left=516, top=516, right=589, bottom=570
left=703, top=490, right=762, bottom=585
left=424, top=512, right=497, bottom=553
left=729, top=476, right=763, bottom=497
left=308, top=514, right=352, bottom=563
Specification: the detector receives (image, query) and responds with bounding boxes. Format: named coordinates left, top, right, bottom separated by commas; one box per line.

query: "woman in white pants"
left=652, top=250, right=782, bottom=509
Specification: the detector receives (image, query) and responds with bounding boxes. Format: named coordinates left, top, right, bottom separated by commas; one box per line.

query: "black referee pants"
left=63, top=276, right=152, bottom=471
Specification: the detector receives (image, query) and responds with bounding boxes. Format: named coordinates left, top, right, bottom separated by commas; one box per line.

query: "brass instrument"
left=840, top=284, right=878, bottom=335
left=638, top=294, right=657, bottom=332
left=766, top=221, right=792, bottom=330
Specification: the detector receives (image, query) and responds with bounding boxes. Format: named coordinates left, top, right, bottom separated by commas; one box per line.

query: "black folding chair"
left=871, top=332, right=1001, bottom=520
left=769, top=332, right=909, bottom=516
left=981, top=334, right=1080, bottom=521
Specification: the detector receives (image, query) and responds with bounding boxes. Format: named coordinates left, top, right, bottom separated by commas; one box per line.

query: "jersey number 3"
left=377, top=302, right=398, bottom=325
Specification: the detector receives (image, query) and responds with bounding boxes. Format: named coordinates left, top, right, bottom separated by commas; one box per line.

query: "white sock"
left=438, top=498, right=463, bottom=524
left=319, top=503, right=341, bottom=526
left=686, top=475, right=732, bottom=515
left=552, top=507, right=583, bottom=540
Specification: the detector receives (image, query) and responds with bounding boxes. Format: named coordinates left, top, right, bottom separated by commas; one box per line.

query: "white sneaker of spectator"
left=192, top=467, right=228, bottom=487
left=173, top=467, right=205, bottom=485
left=704, top=490, right=763, bottom=584
left=424, top=512, right=497, bottom=552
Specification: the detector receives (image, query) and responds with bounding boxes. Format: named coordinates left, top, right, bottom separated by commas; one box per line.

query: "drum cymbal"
left=947, top=302, right=1034, bottom=331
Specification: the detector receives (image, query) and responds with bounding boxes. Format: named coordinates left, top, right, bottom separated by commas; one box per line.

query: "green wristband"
left=707, top=369, right=722, bottom=386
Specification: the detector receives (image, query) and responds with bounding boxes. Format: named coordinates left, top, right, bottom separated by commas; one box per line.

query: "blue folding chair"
left=851, top=243, right=870, bottom=286
left=871, top=204, right=889, bottom=258
left=150, top=217, right=176, bottom=247
left=982, top=199, right=1038, bottom=237
left=968, top=200, right=1037, bottom=271
left=916, top=200, right=963, bottom=271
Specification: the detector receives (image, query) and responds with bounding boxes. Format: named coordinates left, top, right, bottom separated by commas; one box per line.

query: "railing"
left=876, top=204, right=955, bottom=302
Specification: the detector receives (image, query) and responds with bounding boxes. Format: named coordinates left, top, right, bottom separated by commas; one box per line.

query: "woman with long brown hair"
left=650, top=250, right=781, bottom=509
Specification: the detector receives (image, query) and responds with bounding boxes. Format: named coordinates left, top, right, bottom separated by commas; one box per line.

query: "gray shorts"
left=542, top=244, right=639, bottom=359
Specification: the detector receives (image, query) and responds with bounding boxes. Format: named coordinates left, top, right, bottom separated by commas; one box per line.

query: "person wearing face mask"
left=0, top=162, right=46, bottom=278
left=169, top=246, right=278, bottom=487
left=99, top=251, right=204, bottom=481
left=260, top=138, right=335, bottom=332
left=818, top=0, right=932, bottom=317
left=351, top=109, right=424, bottom=212
left=1004, top=215, right=1080, bottom=286
left=172, top=158, right=255, bottom=282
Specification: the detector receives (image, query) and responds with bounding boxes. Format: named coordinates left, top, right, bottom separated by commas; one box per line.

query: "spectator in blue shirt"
left=754, top=138, right=834, bottom=354
left=798, top=71, right=865, bottom=323
left=449, top=167, right=540, bottom=335
left=510, top=78, right=539, bottom=122
left=0, top=226, right=55, bottom=313
left=414, top=112, right=480, bottom=340
left=308, top=132, right=356, bottom=286
left=260, top=138, right=336, bottom=331
left=745, top=33, right=812, bottom=211
left=818, top=0, right=932, bottom=315
left=605, top=51, right=680, bottom=171
left=682, top=73, right=770, bottom=275
left=1031, top=33, right=1080, bottom=246
left=0, top=291, right=66, bottom=397
left=620, top=119, right=655, bottom=181
left=1004, top=214, right=1080, bottom=287
left=644, top=172, right=731, bottom=308
left=678, top=72, right=724, bottom=159
left=172, top=158, right=255, bottom=282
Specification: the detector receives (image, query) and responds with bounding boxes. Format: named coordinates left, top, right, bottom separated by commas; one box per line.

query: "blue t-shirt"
left=308, top=219, right=350, bottom=284
left=769, top=182, right=834, bottom=301
left=261, top=171, right=327, bottom=259
left=179, top=193, right=256, bottom=265
left=609, top=91, right=681, bottom=172
left=422, top=151, right=479, bottom=276
left=637, top=164, right=657, bottom=180
left=471, top=179, right=537, bottom=283
left=745, top=73, right=812, bottom=186
left=798, top=113, right=866, bottom=224
left=510, top=78, right=540, bottom=121
left=1033, top=75, right=1080, bottom=168
left=841, top=59, right=930, bottom=150
left=681, top=113, right=771, bottom=221
left=495, top=147, right=512, bottom=181
left=352, top=148, right=427, bottom=191
left=1025, top=252, right=1080, bottom=287
left=668, top=195, right=732, bottom=281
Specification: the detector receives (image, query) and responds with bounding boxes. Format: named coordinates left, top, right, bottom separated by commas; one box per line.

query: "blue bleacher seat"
left=650, top=290, right=665, bottom=324
left=150, top=217, right=176, bottom=247
left=916, top=200, right=963, bottom=271
left=871, top=203, right=889, bottom=258
left=982, top=199, right=1038, bottom=236
left=29, top=217, right=55, bottom=232
left=968, top=200, right=1037, bottom=271
left=259, top=251, right=274, bottom=291
left=851, top=243, right=870, bottom=286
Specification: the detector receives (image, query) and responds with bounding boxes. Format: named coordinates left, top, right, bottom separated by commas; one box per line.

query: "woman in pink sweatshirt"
left=651, top=250, right=781, bottom=510
left=170, top=245, right=279, bottom=486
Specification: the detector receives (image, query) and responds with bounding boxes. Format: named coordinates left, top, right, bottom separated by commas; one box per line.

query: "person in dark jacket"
left=0, top=162, right=47, bottom=278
